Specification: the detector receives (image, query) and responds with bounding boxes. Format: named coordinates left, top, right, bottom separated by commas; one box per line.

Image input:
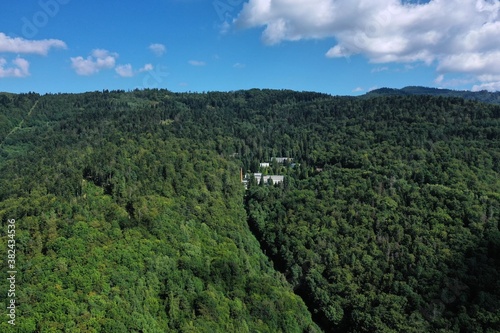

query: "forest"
left=366, top=86, right=500, bottom=105
left=0, top=88, right=499, bottom=332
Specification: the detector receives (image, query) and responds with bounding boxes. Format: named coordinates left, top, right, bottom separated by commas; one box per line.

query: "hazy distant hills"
left=365, top=86, right=500, bottom=105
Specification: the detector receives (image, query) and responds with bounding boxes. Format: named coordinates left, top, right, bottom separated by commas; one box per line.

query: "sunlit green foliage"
left=0, top=88, right=499, bottom=332
left=0, top=90, right=320, bottom=332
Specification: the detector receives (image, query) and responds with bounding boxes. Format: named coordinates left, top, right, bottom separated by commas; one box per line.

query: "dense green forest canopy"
left=365, top=86, right=500, bottom=105
left=0, top=88, right=499, bottom=332
left=0, top=90, right=320, bottom=332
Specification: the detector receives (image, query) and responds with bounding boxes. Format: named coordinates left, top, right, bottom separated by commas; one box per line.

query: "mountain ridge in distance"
left=364, top=85, right=500, bottom=105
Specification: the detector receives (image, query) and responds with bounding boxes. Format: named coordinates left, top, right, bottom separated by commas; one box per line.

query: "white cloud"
left=71, top=49, right=118, bottom=76
left=233, top=62, right=246, bottom=68
left=472, top=81, right=500, bottom=92
left=477, top=74, right=500, bottom=82
left=352, top=87, right=364, bottom=92
left=188, top=60, right=206, bottom=66
left=437, top=51, right=500, bottom=75
left=234, top=0, right=500, bottom=90
left=149, top=43, right=166, bottom=56
left=434, top=74, right=444, bottom=84
left=0, top=57, right=30, bottom=78
left=115, top=64, right=134, bottom=77
left=71, top=48, right=155, bottom=78
left=139, top=63, right=154, bottom=72
left=0, top=33, right=66, bottom=55
left=116, top=63, right=153, bottom=77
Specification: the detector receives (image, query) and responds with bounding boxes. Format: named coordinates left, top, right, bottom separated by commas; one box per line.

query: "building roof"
left=243, top=173, right=284, bottom=187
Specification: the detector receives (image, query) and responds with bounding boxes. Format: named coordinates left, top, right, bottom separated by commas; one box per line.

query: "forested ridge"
left=366, top=86, right=500, bottom=105
left=0, top=89, right=499, bottom=332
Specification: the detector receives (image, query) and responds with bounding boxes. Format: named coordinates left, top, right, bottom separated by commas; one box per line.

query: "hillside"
left=0, top=89, right=499, bottom=332
left=0, top=91, right=320, bottom=332
left=365, top=86, right=500, bottom=105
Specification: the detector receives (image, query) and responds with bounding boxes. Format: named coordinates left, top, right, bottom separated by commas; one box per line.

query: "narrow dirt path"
left=0, top=99, right=39, bottom=148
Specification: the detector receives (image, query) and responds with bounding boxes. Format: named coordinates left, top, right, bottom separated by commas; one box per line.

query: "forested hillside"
left=0, top=89, right=499, bottom=332
left=366, top=86, right=500, bottom=105
left=242, top=93, right=500, bottom=332
left=0, top=91, right=319, bottom=332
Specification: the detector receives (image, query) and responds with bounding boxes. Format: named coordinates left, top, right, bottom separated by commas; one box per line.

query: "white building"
left=260, top=175, right=284, bottom=185
left=243, top=173, right=284, bottom=188
left=271, top=157, right=292, bottom=164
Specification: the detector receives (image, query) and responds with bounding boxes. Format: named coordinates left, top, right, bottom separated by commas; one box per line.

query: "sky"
left=0, top=0, right=499, bottom=95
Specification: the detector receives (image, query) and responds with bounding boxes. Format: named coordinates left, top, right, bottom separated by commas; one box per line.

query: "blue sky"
left=0, top=0, right=499, bottom=95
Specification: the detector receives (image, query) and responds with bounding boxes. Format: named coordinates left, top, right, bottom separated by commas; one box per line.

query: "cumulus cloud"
left=0, top=57, right=30, bottom=78
left=71, top=48, right=155, bottom=78
left=115, top=63, right=154, bottom=77
left=188, top=60, right=206, bottom=66
left=234, top=0, right=500, bottom=91
left=149, top=43, right=166, bottom=56
left=71, top=49, right=118, bottom=76
left=115, top=64, right=134, bottom=77
left=0, top=33, right=66, bottom=55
